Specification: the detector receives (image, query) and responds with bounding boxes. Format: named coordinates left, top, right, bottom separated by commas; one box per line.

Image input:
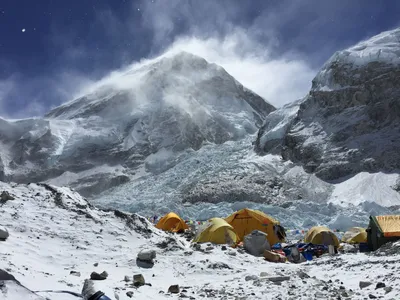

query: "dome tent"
left=225, top=208, right=285, bottom=246
left=304, top=226, right=340, bottom=247
left=193, top=218, right=238, bottom=245
left=156, top=212, right=188, bottom=233
left=341, top=227, right=367, bottom=244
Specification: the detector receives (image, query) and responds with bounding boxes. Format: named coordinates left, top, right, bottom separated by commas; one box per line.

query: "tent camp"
left=341, top=227, right=367, bottom=244
left=304, top=226, right=340, bottom=247
left=155, top=212, right=189, bottom=233
left=224, top=208, right=285, bottom=245
left=367, top=215, right=400, bottom=251
left=193, top=218, right=238, bottom=245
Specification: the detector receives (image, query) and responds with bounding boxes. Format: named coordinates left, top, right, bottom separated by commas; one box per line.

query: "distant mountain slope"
left=0, top=52, right=274, bottom=196
left=256, top=27, right=400, bottom=181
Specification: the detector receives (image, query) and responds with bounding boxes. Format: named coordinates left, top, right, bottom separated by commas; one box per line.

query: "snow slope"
left=0, top=182, right=399, bottom=300
left=314, top=27, right=400, bottom=91
left=330, top=172, right=400, bottom=207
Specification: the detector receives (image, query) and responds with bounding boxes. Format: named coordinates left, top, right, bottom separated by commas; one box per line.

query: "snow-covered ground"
left=330, top=172, right=400, bottom=207
left=0, top=181, right=399, bottom=299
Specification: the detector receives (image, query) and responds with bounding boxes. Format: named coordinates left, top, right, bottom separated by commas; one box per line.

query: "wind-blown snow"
left=336, top=28, right=400, bottom=66
left=313, top=27, right=400, bottom=91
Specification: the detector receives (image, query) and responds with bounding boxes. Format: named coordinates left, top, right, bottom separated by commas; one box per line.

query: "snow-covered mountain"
left=0, top=52, right=274, bottom=197
left=1, top=29, right=400, bottom=228
left=256, top=27, right=400, bottom=181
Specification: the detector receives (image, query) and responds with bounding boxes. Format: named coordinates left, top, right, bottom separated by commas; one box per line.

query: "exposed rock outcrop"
left=256, top=28, right=400, bottom=181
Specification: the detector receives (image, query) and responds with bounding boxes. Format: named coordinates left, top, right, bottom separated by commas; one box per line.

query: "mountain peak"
left=313, top=27, right=400, bottom=91
left=1, top=49, right=275, bottom=194
left=45, top=50, right=274, bottom=121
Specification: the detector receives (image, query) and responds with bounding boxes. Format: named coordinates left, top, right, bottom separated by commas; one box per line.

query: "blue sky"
left=0, top=0, right=399, bottom=118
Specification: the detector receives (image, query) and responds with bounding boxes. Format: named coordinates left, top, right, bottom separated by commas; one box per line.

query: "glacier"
left=0, top=29, right=400, bottom=232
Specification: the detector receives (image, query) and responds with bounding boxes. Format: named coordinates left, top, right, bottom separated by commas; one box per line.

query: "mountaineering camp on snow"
left=1, top=8, right=400, bottom=299
left=152, top=209, right=400, bottom=260
left=1, top=187, right=400, bottom=300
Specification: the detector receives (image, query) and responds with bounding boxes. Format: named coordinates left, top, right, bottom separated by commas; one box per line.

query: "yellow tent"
left=193, top=218, right=238, bottom=244
left=341, top=227, right=367, bottom=244
left=374, top=215, right=400, bottom=237
left=304, top=226, right=340, bottom=247
left=368, top=215, right=400, bottom=250
left=224, top=208, right=285, bottom=245
left=155, top=212, right=189, bottom=233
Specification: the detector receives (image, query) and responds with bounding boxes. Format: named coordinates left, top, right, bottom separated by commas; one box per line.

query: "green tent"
left=367, top=215, right=400, bottom=251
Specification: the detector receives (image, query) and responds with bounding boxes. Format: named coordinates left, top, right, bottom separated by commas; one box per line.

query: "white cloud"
left=137, top=0, right=317, bottom=107
left=72, top=29, right=317, bottom=109
left=162, top=31, right=316, bottom=107
left=2, top=0, right=320, bottom=118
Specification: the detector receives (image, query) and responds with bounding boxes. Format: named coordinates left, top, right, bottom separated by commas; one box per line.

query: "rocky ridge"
left=256, top=28, right=400, bottom=181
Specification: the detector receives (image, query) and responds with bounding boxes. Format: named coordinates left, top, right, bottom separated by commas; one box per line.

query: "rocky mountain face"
left=256, top=28, right=400, bottom=181
left=0, top=52, right=274, bottom=197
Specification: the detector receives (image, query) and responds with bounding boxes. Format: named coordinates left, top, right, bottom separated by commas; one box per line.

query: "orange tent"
left=225, top=208, right=285, bottom=245
left=156, top=212, right=189, bottom=233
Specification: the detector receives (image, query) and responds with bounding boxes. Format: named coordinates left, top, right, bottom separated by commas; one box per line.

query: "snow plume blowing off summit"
left=63, top=30, right=316, bottom=113
left=0, top=49, right=276, bottom=202
left=0, top=30, right=316, bottom=119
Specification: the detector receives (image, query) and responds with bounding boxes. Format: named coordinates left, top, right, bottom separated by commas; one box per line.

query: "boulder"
left=297, top=270, right=310, bottom=279
left=1, top=191, right=14, bottom=202
left=0, top=227, right=9, bottom=241
left=69, top=271, right=81, bottom=277
left=124, top=275, right=131, bottom=282
left=375, top=282, right=386, bottom=289
left=168, top=285, right=180, bottom=294
left=266, top=276, right=291, bottom=283
left=133, top=274, right=145, bottom=287
left=137, top=250, right=156, bottom=262
left=384, top=286, right=393, bottom=294
left=359, top=281, right=372, bottom=289
left=90, top=271, right=108, bottom=280
left=245, top=275, right=258, bottom=281
left=136, top=249, right=156, bottom=268
left=126, top=291, right=134, bottom=298
left=0, top=269, right=17, bottom=281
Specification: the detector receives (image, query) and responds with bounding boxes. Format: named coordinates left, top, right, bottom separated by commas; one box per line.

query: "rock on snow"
left=0, top=181, right=399, bottom=299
